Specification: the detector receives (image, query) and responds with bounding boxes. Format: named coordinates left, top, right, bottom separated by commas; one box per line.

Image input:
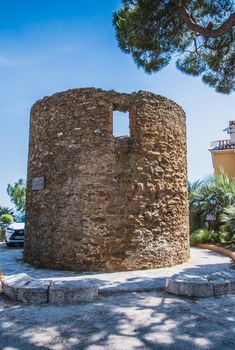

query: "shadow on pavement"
left=0, top=285, right=235, bottom=350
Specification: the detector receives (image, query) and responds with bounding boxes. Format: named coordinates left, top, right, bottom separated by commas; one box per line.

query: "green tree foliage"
left=0, top=206, right=14, bottom=217
left=113, top=1, right=235, bottom=93
left=0, top=213, right=13, bottom=224
left=220, top=206, right=235, bottom=240
left=7, top=179, right=26, bottom=213
left=190, top=228, right=221, bottom=245
left=188, top=180, right=204, bottom=232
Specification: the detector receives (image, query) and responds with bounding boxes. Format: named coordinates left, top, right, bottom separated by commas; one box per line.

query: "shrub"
left=0, top=213, right=13, bottom=224
left=0, top=228, right=5, bottom=241
left=220, top=206, right=235, bottom=241
left=190, top=229, right=222, bottom=245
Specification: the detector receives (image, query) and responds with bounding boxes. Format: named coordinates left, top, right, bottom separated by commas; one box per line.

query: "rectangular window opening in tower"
left=112, top=110, right=130, bottom=137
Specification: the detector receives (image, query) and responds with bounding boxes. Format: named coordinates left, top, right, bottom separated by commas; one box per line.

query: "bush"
left=190, top=229, right=223, bottom=245
left=0, top=206, right=14, bottom=217
left=0, top=214, right=13, bottom=224
left=220, top=206, right=235, bottom=241
left=0, top=228, right=6, bottom=242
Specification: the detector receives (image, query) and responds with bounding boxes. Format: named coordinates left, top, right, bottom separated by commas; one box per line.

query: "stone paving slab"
left=49, top=279, right=98, bottom=304
left=165, top=274, right=214, bottom=297
left=2, top=273, right=34, bottom=300
left=1, top=275, right=98, bottom=304
left=165, top=270, right=235, bottom=297
left=220, top=271, right=235, bottom=293
left=207, top=272, right=232, bottom=296
left=1, top=273, right=51, bottom=304
left=17, top=279, right=51, bottom=304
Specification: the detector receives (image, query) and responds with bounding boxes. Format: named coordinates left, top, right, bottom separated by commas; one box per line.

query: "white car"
left=5, top=214, right=25, bottom=247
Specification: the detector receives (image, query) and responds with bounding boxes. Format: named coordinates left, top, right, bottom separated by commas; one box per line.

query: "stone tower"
left=24, top=88, right=190, bottom=271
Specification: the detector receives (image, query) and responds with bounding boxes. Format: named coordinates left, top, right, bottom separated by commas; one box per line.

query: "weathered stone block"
left=220, top=271, right=235, bottom=294
left=17, top=280, right=51, bottom=304
left=2, top=273, right=34, bottom=300
left=207, top=272, right=232, bottom=296
left=49, top=280, right=98, bottom=304
left=165, top=274, right=214, bottom=297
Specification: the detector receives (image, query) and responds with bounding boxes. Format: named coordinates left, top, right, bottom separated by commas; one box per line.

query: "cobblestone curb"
left=1, top=273, right=98, bottom=304
left=1, top=269, right=235, bottom=304
left=165, top=271, right=235, bottom=297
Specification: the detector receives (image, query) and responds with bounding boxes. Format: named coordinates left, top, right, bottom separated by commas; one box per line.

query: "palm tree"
left=220, top=206, right=235, bottom=241
left=191, top=172, right=235, bottom=231
left=188, top=180, right=204, bottom=232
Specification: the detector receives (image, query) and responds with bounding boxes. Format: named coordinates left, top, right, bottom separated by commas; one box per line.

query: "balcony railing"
left=210, top=139, right=235, bottom=150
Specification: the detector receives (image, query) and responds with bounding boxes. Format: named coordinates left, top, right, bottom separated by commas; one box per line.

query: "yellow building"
left=209, top=121, right=235, bottom=179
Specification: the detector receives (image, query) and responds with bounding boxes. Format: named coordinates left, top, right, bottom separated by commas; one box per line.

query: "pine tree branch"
left=178, top=7, right=235, bottom=38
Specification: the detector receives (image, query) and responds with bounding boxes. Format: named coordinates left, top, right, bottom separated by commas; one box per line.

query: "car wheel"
left=6, top=242, right=14, bottom=247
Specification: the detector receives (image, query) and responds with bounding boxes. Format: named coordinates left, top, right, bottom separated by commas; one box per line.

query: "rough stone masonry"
left=24, top=88, right=190, bottom=271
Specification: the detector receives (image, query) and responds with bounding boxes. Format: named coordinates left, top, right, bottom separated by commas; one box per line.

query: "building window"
left=112, top=111, right=130, bottom=137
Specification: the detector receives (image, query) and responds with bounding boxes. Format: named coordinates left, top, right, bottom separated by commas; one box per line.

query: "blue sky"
left=0, top=0, right=234, bottom=208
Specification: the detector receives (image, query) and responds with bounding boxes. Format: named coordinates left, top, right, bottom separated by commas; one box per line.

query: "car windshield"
left=16, top=214, right=25, bottom=223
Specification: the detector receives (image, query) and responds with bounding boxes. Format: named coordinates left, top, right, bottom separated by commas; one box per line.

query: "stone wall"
left=24, top=88, right=190, bottom=271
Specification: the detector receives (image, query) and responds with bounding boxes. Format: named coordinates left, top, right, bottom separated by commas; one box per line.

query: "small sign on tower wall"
left=32, top=176, right=45, bottom=191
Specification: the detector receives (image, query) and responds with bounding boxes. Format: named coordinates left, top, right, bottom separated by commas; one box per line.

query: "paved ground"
left=1, top=290, right=235, bottom=350
left=0, top=243, right=232, bottom=293
left=0, top=243, right=235, bottom=349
